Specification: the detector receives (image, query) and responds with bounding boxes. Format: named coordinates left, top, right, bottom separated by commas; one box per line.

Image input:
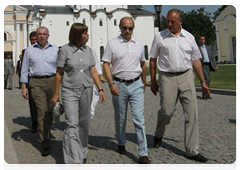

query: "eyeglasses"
left=121, top=26, right=134, bottom=31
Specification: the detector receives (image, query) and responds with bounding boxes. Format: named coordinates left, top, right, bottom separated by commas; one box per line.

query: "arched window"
left=4, top=32, right=7, bottom=41
left=99, top=20, right=103, bottom=26
left=100, top=46, right=104, bottom=61
left=144, top=45, right=148, bottom=60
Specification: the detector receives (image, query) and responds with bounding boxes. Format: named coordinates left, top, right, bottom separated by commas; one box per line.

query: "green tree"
left=212, top=5, right=228, bottom=21
left=181, top=7, right=215, bottom=45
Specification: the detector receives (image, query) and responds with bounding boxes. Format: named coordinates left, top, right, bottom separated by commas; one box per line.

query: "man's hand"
left=110, top=84, right=120, bottom=96
left=22, top=87, right=28, bottom=99
left=201, top=82, right=211, bottom=98
left=99, top=74, right=106, bottom=83
left=151, top=80, right=159, bottom=96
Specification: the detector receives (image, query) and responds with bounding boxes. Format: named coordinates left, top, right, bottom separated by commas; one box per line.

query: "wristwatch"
left=109, top=82, right=115, bottom=88
left=200, top=80, right=207, bottom=84
left=98, top=89, right=104, bottom=92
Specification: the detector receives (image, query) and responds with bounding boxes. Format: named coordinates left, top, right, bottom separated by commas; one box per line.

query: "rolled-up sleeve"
left=20, top=48, right=29, bottom=83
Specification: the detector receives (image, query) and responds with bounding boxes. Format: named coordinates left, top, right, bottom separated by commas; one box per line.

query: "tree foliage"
left=181, top=8, right=215, bottom=45
left=212, top=5, right=228, bottom=21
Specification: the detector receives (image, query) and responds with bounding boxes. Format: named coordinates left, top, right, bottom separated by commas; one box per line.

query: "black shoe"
left=202, top=96, right=207, bottom=100
left=9, top=87, right=12, bottom=90
left=83, top=158, right=87, bottom=164
left=154, top=136, right=162, bottom=148
left=31, top=126, right=38, bottom=133
left=139, top=156, right=151, bottom=164
left=71, top=164, right=80, bottom=170
left=117, top=145, right=126, bottom=155
left=4, top=87, right=6, bottom=89
left=41, top=148, right=51, bottom=157
left=186, top=153, right=208, bottom=162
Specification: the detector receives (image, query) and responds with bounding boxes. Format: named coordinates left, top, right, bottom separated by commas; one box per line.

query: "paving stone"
left=4, top=75, right=236, bottom=164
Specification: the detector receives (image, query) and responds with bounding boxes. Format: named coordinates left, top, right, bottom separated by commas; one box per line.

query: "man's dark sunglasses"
left=122, top=26, right=134, bottom=31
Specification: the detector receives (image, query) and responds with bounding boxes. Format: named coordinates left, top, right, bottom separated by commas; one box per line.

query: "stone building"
left=213, top=5, right=236, bottom=63
left=4, top=5, right=158, bottom=68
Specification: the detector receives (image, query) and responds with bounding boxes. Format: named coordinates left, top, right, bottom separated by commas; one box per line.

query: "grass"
left=194, top=65, right=236, bottom=90
left=146, top=65, right=236, bottom=90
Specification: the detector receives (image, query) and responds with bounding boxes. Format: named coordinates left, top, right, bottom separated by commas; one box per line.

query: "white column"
left=15, top=23, right=21, bottom=65
left=215, top=31, right=222, bottom=62
left=23, top=23, right=27, bottom=49
left=27, top=24, right=33, bottom=46
left=12, top=41, right=16, bottom=69
left=224, top=28, right=231, bottom=62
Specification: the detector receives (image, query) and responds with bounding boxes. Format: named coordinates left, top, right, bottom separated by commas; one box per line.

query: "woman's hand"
left=99, top=91, right=106, bottom=103
left=52, top=94, right=59, bottom=107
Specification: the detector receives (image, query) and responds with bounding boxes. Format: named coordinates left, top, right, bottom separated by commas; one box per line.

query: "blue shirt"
left=20, top=41, right=59, bottom=83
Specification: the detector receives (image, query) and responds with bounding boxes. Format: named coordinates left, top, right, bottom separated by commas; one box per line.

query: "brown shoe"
left=139, top=156, right=151, bottom=164
left=117, top=145, right=126, bottom=155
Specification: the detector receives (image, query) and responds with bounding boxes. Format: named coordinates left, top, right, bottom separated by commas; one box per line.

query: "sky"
left=143, top=5, right=223, bottom=19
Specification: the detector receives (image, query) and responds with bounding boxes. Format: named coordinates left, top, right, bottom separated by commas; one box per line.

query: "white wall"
left=41, top=13, right=73, bottom=47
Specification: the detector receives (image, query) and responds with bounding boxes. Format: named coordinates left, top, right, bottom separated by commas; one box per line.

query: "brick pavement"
left=4, top=75, right=236, bottom=165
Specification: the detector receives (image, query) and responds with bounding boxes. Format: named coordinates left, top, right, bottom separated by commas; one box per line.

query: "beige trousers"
left=29, top=76, right=55, bottom=149
left=155, top=69, right=199, bottom=156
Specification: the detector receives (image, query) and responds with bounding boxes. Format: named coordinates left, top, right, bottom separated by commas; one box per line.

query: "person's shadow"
left=12, top=116, right=186, bottom=164
left=11, top=116, right=65, bottom=164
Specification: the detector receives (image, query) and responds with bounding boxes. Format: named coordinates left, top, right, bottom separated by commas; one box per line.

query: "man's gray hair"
left=36, top=26, right=49, bottom=35
left=167, top=9, right=183, bottom=20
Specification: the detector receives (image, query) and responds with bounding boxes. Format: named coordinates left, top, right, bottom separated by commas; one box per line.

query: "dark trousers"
left=27, top=84, right=38, bottom=129
left=202, top=63, right=211, bottom=87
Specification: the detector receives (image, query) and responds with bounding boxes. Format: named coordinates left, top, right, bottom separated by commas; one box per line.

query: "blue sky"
left=143, top=5, right=223, bottom=19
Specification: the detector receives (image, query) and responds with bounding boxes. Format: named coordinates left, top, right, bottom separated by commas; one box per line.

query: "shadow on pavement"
left=11, top=116, right=64, bottom=164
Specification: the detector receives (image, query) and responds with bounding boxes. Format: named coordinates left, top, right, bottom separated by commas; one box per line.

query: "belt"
left=164, top=69, right=189, bottom=75
left=204, top=62, right=210, bottom=65
left=113, top=76, right=140, bottom=83
left=30, top=74, right=55, bottom=79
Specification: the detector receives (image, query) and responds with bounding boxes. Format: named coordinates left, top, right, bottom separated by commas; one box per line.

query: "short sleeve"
left=57, top=48, right=67, bottom=67
left=102, top=41, right=112, bottom=63
left=149, top=33, right=160, bottom=59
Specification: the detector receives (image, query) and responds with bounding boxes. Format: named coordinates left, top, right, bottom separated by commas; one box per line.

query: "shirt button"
left=80, top=59, right=82, bottom=62
left=80, top=69, right=83, bottom=72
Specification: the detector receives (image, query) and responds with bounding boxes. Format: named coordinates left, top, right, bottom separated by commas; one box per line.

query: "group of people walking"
left=15, top=8, right=218, bottom=164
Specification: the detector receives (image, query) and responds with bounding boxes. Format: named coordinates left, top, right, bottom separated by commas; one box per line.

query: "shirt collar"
left=33, top=41, right=52, bottom=49
left=69, top=43, right=87, bottom=53
left=118, top=35, right=136, bottom=43
left=166, top=26, right=185, bottom=37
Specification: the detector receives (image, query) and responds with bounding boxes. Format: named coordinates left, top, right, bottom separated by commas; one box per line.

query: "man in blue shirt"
left=20, top=26, right=58, bottom=157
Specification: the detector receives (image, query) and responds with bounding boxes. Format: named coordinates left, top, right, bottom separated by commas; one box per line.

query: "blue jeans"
left=112, top=78, right=148, bottom=157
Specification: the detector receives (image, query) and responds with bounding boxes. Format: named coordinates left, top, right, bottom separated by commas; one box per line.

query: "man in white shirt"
left=103, top=17, right=150, bottom=164
left=149, top=9, right=209, bottom=162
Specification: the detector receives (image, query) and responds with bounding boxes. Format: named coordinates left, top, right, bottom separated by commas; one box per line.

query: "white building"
left=4, top=5, right=158, bottom=68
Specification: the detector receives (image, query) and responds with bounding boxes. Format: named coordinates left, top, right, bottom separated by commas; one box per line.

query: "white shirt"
left=149, top=27, right=202, bottom=72
left=102, top=35, right=145, bottom=80
left=89, top=46, right=102, bottom=74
